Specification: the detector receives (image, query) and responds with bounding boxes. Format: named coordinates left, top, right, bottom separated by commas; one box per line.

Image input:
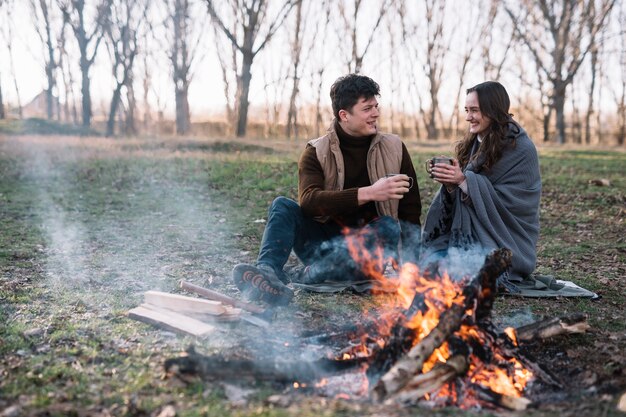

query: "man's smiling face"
left=339, top=96, right=380, bottom=137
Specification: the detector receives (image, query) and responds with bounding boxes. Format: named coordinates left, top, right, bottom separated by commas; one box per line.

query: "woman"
left=421, top=81, right=541, bottom=290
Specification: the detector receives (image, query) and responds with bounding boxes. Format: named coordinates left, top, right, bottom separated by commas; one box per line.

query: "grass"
left=0, top=134, right=625, bottom=417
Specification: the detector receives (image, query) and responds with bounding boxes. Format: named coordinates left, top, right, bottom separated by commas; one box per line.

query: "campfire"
left=164, top=245, right=590, bottom=411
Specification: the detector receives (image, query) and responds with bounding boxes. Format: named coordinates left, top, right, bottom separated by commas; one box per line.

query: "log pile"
left=128, top=281, right=273, bottom=337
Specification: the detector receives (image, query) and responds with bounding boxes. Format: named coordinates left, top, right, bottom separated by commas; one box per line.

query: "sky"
left=1, top=0, right=624, bottom=129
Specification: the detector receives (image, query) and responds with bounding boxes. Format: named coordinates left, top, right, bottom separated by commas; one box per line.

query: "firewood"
left=372, top=249, right=512, bottom=401
left=128, top=304, right=216, bottom=338
left=144, top=290, right=227, bottom=316
left=514, top=313, right=589, bottom=342
left=365, top=293, right=428, bottom=383
left=472, top=384, right=531, bottom=410
left=180, top=280, right=265, bottom=314
left=385, top=354, right=469, bottom=405
left=495, top=330, right=563, bottom=388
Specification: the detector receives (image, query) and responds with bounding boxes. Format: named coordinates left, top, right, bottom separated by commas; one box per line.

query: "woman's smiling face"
left=465, top=91, right=491, bottom=136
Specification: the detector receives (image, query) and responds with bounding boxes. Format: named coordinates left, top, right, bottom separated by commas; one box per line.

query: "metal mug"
left=425, top=157, right=453, bottom=175
left=384, top=173, right=413, bottom=189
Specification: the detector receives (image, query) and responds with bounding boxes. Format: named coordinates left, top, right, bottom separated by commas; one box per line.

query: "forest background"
left=0, top=0, right=625, bottom=145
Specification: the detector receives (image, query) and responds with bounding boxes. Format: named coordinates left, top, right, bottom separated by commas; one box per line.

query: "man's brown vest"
left=307, top=123, right=403, bottom=222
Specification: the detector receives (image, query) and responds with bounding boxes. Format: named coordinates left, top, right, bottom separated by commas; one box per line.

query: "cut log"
left=385, top=354, right=469, bottom=405
left=180, top=280, right=265, bottom=314
left=472, top=384, right=531, bottom=411
left=144, top=290, right=226, bottom=316
left=514, top=313, right=589, bottom=342
left=128, top=304, right=216, bottom=338
left=372, top=248, right=512, bottom=401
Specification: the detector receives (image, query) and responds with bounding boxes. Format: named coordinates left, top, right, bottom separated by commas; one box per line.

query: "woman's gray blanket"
left=422, top=125, right=541, bottom=282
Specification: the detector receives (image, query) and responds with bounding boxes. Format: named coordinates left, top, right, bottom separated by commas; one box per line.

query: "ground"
left=0, top=133, right=624, bottom=417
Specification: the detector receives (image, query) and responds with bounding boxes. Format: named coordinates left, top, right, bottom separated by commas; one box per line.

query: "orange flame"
left=337, top=232, right=534, bottom=404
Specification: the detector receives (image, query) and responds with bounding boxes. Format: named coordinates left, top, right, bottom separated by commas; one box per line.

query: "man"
left=233, top=74, right=422, bottom=305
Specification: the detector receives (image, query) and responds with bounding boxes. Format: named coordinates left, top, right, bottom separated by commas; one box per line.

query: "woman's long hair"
left=456, top=81, right=519, bottom=172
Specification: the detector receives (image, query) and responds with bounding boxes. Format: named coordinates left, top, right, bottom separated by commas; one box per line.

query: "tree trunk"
left=286, top=66, right=299, bottom=139
left=286, top=0, right=303, bottom=140
left=542, top=107, right=552, bottom=142
left=106, top=84, right=123, bottom=136
left=0, top=72, right=4, bottom=119
left=175, top=84, right=190, bottom=135
left=80, top=55, right=92, bottom=128
left=125, top=72, right=137, bottom=135
left=554, top=86, right=566, bottom=144
left=236, top=52, right=253, bottom=137
left=585, top=47, right=598, bottom=145
left=44, top=21, right=56, bottom=119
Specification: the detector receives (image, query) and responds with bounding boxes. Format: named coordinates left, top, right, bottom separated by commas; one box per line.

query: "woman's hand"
left=430, top=158, right=465, bottom=190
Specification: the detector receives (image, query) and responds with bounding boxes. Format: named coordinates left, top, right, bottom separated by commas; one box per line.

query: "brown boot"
left=232, top=264, right=294, bottom=306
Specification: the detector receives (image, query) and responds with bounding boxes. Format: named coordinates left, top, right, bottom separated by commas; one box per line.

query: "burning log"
left=514, top=313, right=589, bottom=342
left=386, top=353, right=469, bottom=405
left=372, top=248, right=512, bottom=402
left=472, top=384, right=532, bottom=411
left=365, top=292, right=428, bottom=383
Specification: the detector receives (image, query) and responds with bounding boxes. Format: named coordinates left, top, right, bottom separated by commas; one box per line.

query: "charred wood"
left=472, top=384, right=531, bottom=411
left=365, top=293, right=428, bottom=383
left=476, top=248, right=512, bottom=320
left=386, top=354, right=469, bottom=405
left=164, top=346, right=366, bottom=383
left=514, top=313, right=589, bottom=342
left=372, top=249, right=512, bottom=401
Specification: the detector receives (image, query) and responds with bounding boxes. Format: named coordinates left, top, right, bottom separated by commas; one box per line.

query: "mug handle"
left=425, top=159, right=433, bottom=174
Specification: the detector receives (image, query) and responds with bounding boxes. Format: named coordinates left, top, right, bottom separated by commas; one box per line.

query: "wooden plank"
left=128, top=304, right=216, bottom=337
left=144, top=290, right=226, bottom=316
left=179, top=280, right=265, bottom=314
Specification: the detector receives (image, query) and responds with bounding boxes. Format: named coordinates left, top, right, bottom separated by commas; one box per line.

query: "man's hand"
left=357, top=174, right=411, bottom=205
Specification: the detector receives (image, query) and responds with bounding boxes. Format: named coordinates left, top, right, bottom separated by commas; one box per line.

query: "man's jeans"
left=256, top=197, right=400, bottom=282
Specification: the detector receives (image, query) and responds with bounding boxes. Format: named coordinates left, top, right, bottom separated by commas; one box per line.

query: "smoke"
left=8, top=136, right=241, bottom=312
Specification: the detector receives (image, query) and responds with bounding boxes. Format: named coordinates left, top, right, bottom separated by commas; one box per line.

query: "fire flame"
left=337, top=227, right=534, bottom=405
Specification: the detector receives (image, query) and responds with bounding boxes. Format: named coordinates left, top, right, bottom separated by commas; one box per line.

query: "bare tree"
left=164, top=0, right=204, bottom=135
left=1, top=0, right=23, bottom=118
left=104, top=0, right=148, bottom=136
left=399, top=0, right=454, bottom=140
left=57, top=16, right=79, bottom=124
left=205, top=0, right=296, bottom=137
left=0, top=0, right=4, bottom=119
left=447, top=0, right=493, bottom=138
left=285, top=0, right=304, bottom=139
left=0, top=70, right=4, bottom=119
left=212, top=24, right=236, bottom=131
left=59, top=0, right=112, bottom=128
left=261, top=57, right=289, bottom=138
left=504, top=0, right=616, bottom=144
left=337, top=0, right=392, bottom=74
left=31, top=0, right=63, bottom=120
left=610, top=1, right=626, bottom=145
left=304, top=0, right=332, bottom=137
